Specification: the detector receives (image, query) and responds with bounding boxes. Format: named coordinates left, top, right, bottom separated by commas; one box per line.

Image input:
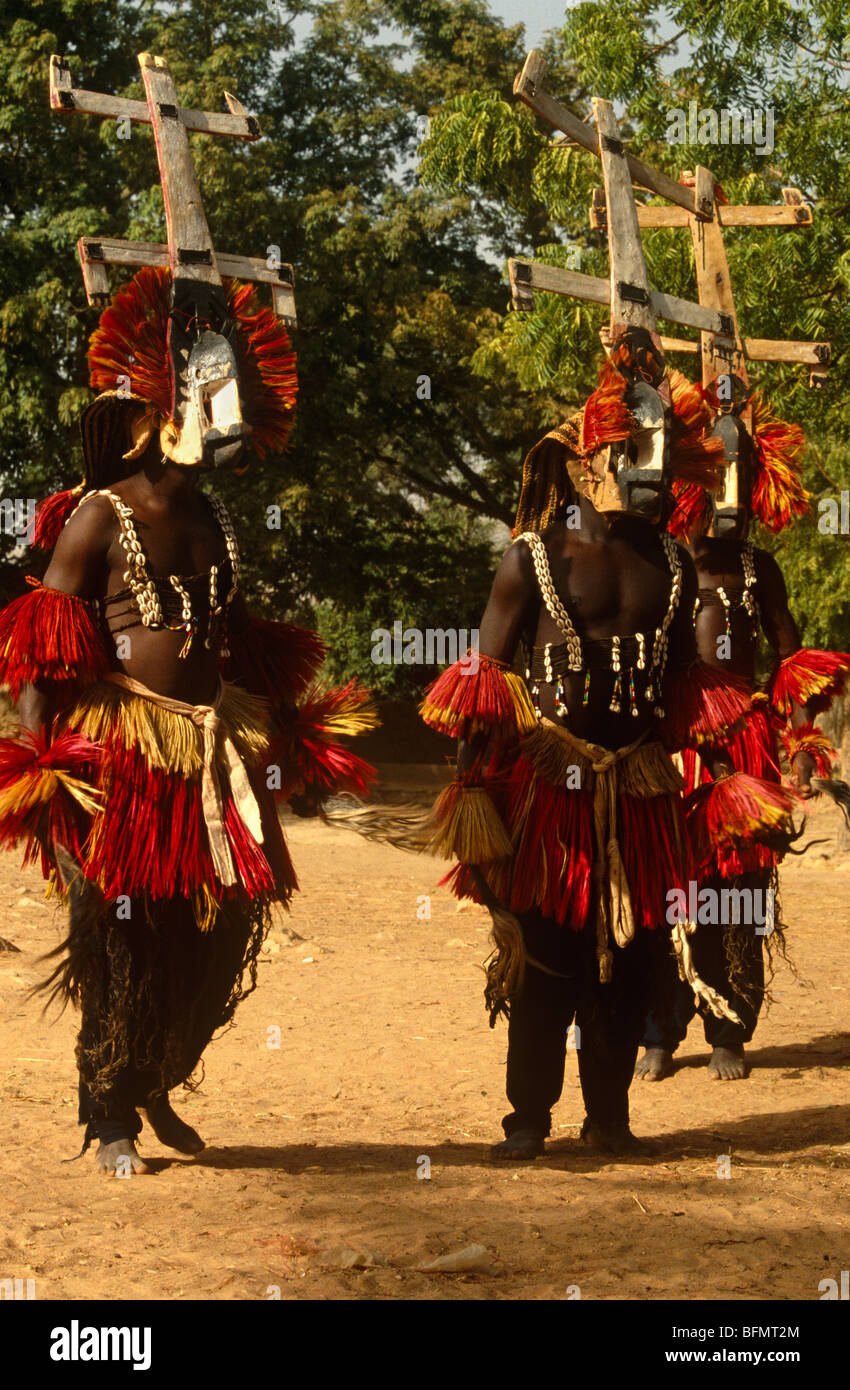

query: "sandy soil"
left=1, top=805, right=848, bottom=1303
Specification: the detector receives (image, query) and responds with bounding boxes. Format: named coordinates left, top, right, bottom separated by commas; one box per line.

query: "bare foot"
left=580, top=1119, right=657, bottom=1155
left=140, top=1094, right=205, bottom=1154
left=707, top=1046, right=748, bottom=1080
left=96, top=1139, right=150, bottom=1176
left=634, top=1047, right=674, bottom=1081
left=491, top=1129, right=545, bottom=1161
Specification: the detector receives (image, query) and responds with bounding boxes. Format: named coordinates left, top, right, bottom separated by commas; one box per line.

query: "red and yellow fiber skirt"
left=29, top=680, right=295, bottom=926
left=436, top=718, right=692, bottom=937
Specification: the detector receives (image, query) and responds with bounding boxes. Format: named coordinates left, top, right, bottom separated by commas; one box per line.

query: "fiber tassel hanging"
left=671, top=920, right=744, bottom=1024
left=484, top=905, right=528, bottom=1022
left=424, top=780, right=512, bottom=862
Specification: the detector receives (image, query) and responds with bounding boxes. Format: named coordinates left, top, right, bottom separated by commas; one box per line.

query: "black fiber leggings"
left=502, top=910, right=667, bottom=1138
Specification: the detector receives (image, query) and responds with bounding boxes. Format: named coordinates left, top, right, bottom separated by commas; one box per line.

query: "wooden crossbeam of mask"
left=509, top=54, right=722, bottom=357
left=640, top=170, right=828, bottom=392
left=48, top=53, right=295, bottom=325
left=76, top=237, right=297, bottom=329
left=514, top=50, right=712, bottom=219
left=49, top=53, right=261, bottom=140
left=507, top=259, right=737, bottom=343
left=589, top=185, right=813, bottom=230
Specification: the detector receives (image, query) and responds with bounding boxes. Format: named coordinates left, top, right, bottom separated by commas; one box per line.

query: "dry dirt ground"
left=1, top=806, right=848, bottom=1303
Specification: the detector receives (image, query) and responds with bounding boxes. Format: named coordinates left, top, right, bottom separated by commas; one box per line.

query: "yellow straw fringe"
left=520, top=721, right=685, bottom=797
left=321, top=692, right=380, bottom=739
left=62, top=680, right=270, bottom=777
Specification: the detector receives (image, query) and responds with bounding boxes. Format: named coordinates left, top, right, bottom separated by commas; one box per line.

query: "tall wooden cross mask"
left=48, top=52, right=296, bottom=328
left=508, top=51, right=830, bottom=407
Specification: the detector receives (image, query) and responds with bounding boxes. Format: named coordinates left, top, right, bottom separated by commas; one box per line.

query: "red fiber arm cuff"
left=770, top=648, right=850, bottom=718
left=0, top=727, right=101, bottom=873
left=661, top=662, right=752, bottom=750
left=685, top=772, right=798, bottom=864
left=0, top=584, right=109, bottom=699
left=222, top=617, right=326, bottom=708
left=419, top=653, right=536, bottom=740
left=779, top=722, right=837, bottom=778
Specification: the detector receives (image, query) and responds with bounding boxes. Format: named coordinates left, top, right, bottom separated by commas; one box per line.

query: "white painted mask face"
left=160, top=330, right=245, bottom=469
left=708, top=414, right=751, bottom=538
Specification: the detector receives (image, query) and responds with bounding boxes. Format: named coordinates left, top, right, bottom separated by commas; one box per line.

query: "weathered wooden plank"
left=687, top=181, right=746, bottom=388
left=651, top=286, right=736, bottom=337
left=76, top=241, right=111, bottom=306
left=508, top=259, right=609, bottom=313
left=49, top=53, right=260, bottom=139
left=509, top=258, right=734, bottom=335
left=271, top=282, right=297, bottom=330
left=744, top=338, right=830, bottom=365
left=693, top=166, right=715, bottom=221
left=659, top=336, right=699, bottom=354
left=77, top=237, right=296, bottom=322
left=660, top=336, right=830, bottom=365
left=593, top=97, right=656, bottom=333
left=139, top=53, right=219, bottom=284
left=592, top=190, right=813, bottom=229
left=514, top=50, right=700, bottom=216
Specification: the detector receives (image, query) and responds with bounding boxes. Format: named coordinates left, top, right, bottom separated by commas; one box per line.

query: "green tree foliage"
left=0, top=0, right=545, bottom=689
left=419, top=0, right=850, bottom=646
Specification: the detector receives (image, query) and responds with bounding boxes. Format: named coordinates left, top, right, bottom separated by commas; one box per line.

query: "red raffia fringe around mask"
left=88, top=266, right=298, bottom=458
left=780, top=722, right=837, bottom=778
left=770, top=648, right=850, bottom=718
left=667, top=370, right=726, bottom=489
left=668, top=479, right=713, bottom=540
left=223, top=618, right=326, bottom=709
left=0, top=585, right=109, bottom=699
left=662, top=663, right=753, bottom=750
left=580, top=359, right=634, bottom=456
left=420, top=654, right=537, bottom=741
left=749, top=393, right=809, bottom=533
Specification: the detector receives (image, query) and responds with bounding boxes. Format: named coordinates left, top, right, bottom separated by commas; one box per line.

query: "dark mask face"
left=707, top=381, right=754, bottom=539
left=160, top=279, right=245, bottom=469
left=577, top=329, right=672, bottom=523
